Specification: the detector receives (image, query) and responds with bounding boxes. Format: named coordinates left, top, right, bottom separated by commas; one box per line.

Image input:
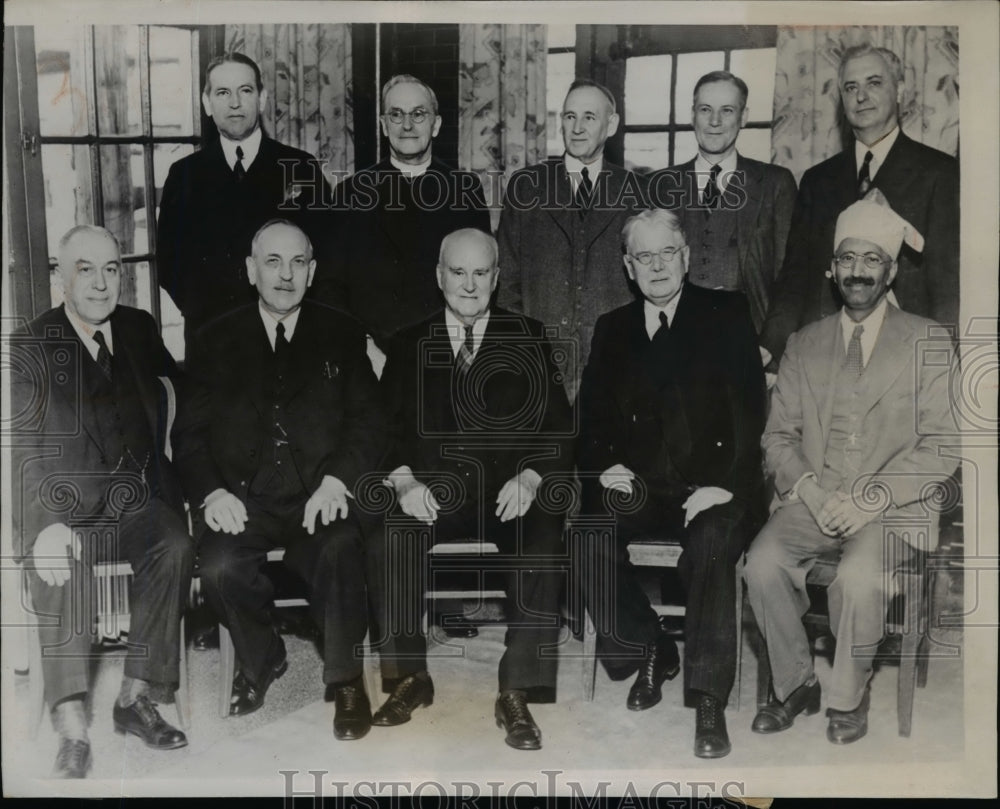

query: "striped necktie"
left=93, top=330, right=112, bottom=380
left=456, top=325, right=475, bottom=370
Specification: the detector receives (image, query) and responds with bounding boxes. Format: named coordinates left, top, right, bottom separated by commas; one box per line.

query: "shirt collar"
left=220, top=126, right=263, bottom=172
left=390, top=155, right=433, bottom=178
left=642, top=287, right=683, bottom=340
left=854, top=125, right=899, bottom=181
left=258, top=301, right=302, bottom=350
left=444, top=306, right=490, bottom=358
left=694, top=150, right=739, bottom=190
left=564, top=153, right=604, bottom=191
left=64, top=305, right=113, bottom=361
left=839, top=297, right=890, bottom=367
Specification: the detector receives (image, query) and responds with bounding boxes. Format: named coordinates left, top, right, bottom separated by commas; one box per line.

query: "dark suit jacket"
left=497, top=157, right=650, bottom=399
left=760, top=133, right=960, bottom=362
left=175, top=301, right=387, bottom=508
left=10, top=305, right=184, bottom=560
left=314, top=157, right=490, bottom=346
left=578, top=283, right=766, bottom=506
left=648, top=154, right=797, bottom=332
left=380, top=308, right=574, bottom=495
left=156, top=135, right=331, bottom=334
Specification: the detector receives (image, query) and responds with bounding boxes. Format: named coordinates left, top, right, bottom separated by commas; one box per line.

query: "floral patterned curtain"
left=771, top=26, right=959, bottom=182
left=225, top=24, right=354, bottom=178
left=459, top=24, right=547, bottom=229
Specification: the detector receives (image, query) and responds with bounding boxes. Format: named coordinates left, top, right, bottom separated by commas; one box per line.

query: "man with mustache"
left=744, top=196, right=957, bottom=745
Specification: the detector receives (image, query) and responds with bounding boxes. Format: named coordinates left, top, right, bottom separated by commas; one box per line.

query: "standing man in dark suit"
left=175, top=220, right=386, bottom=741
left=577, top=209, right=766, bottom=758
left=649, top=71, right=796, bottom=359
left=11, top=226, right=193, bottom=778
left=371, top=228, right=572, bottom=750
left=760, top=44, right=959, bottom=365
left=157, top=52, right=330, bottom=345
left=498, top=79, right=649, bottom=401
left=315, top=74, right=490, bottom=373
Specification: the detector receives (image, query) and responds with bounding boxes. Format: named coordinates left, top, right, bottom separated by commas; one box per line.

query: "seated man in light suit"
left=175, top=219, right=387, bottom=741
left=744, top=194, right=958, bottom=744
left=371, top=228, right=573, bottom=750
left=11, top=225, right=193, bottom=778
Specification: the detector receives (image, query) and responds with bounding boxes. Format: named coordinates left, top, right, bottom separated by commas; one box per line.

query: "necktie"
left=575, top=166, right=594, bottom=218
left=651, top=310, right=670, bottom=345
left=845, top=324, right=864, bottom=374
left=93, top=330, right=112, bottom=380
left=275, top=321, right=290, bottom=358
left=857, top=151, right=873, bottom=197
left=701, top=163, right=721, bottom=208
left=456, top=325, right=475, bottom=370
left=234, top=145, right=246, bottom=181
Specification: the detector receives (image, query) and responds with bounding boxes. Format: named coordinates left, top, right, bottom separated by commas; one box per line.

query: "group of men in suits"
left=12, top=42, right=961, bottom=777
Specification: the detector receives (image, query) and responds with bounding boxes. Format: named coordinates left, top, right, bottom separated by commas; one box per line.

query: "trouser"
left=368, top=499, right=567, bottom=702
left=198, top=500, right=369, bottom=686
left=744, top=502, right=913, bottom=711
left=28, top=497, right=194, bottom=708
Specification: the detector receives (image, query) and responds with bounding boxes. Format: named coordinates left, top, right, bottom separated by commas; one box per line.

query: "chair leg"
left=28, top=613, right=46, bottom=741
left=581, top=608, right=597, bottom=702
left=916, top=633, right=930, bottom=689
left=756, top=631, right=774, bottom=711
left=218, top=624, right=236, bottom=719
left=896, top=571, right=924, bottom=737
left=175, top=614, right=190, bottom=730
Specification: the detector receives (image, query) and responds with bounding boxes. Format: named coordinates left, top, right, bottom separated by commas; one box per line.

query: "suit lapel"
left=860, top=305, right=912, bottom=411
left=803, top=316, right=842, bottom=441
left=51, top=308, right=105, bottom=451
left=543, top=160, right=575, bottom=242
left=869, top=133, right=918, bottom=200
left=583, top=166, right=624, bottom=248
left=110, top=314, right=159, bottom=442
left=735, top=155, right=763, bottom=270
left=280, top=306, right=319, bottom=404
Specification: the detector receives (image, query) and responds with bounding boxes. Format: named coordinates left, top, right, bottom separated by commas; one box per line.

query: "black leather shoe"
left=333, top=682, right=372, bottom=740
left=494, top=690, right=542, bottom=750
left=372, top=672, right=434, bottom=726
left=827, top=686, right=870, bottom=745
left=752, top=678, right=822, bottom=734
left=53, top=738, right=92, bottom=778
left=694, top=694, right=731, bottom=758
left=626, top=632, right=680, bottom=711
left=229, top=640, right=289, bottom=717
left=113, top=695, right=188, bottom=750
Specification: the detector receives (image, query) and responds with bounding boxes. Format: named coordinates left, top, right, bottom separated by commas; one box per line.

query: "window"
left=622, top=46, right=776, bottom=173
left=29, top=25, right=202, bottom=357
left=545, top=25, right=577, bottom=158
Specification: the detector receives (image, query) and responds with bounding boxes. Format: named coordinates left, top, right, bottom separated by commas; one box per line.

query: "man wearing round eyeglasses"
left=577, top=208, right=766, bottom=758
left=745, top=196, right=957, bottom=746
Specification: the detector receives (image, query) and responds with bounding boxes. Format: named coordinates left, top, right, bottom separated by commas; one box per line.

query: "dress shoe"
left=751, top=677, right=822, bottom=734
left=626, top=632, right=680, bottom=711
left=229, top=639, right=288, bottom=717
left=113, top=695, right=188, bottom=749
left=372, top=672, right=434, bottom=726
left=827, top=686, right=870, bottom=745
left=437, top=615, right=479, bottom=639
left=494, top=690, right=542, bottom=750
left=694, top=694, right=731, bottom=758
left=53, top=738, right=92, bottom=778
left=333, top=681, right=372, bottom=740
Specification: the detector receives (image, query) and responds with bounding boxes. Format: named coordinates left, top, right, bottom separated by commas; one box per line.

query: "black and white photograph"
left=1, top=0, right=996, bottom=801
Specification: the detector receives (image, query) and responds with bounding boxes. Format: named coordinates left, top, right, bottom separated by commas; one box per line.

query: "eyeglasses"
left=833, top=251, right=888, bottom=271
left=384, top=108, right=431, bottom=125
left=629, top=247, right=683, bottom=266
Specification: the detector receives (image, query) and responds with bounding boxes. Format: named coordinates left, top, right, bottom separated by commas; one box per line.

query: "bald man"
left=11, top=225, right=192, bottom=778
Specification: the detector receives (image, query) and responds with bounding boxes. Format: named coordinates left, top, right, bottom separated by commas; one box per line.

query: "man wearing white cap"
left=743, top=196, right=957, bottom=745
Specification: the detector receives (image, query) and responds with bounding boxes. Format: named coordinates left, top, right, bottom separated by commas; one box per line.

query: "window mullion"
left=86, top=28, right=104, bottom=227
left=138, top=25, right=161, bottom=327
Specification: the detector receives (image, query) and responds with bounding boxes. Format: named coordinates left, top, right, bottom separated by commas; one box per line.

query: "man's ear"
left=246, top=256, right=258, bottom=288
left=431, top=115, right=443, bottom=139
left=306, top=259, right=317, bottom=288
left=740, top=105, right=749, bottom=128
left=623, top=255, right=636, bottom=282
left=886, top=259, right=899, bottom=286
left=258, top=88, right=268, bottom=118
left=606, top=112, right=621, bottom=139
left=201, top=91, right=213, bottom=118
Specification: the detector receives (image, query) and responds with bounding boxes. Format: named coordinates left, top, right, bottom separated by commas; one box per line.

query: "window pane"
left=675, top=51, right=724, bottom=125
left=94, top=26, right=141, bottom=136
left=673, top=130, right=699, bottom=164
left=547, top=25, right=576, bottom=50
left=120, top=259, right=150, bottom=311
left=624, top=132, right=669, bottom=174
left=737, top=128, right=772, bottom=163
left=40, top=144, right=94, bottom=263
left=730, top=47, right=777, bottom=123
left=100, top=144, right=146, bottom=256
left=35, top=28, right=92, bottom=137
left=625, top=55, right=671, bottom=126
left=151, top=26, right=198, bottom=137
left=546, top=51, right=576, bottom=158
left=153, top=143, right=195, bottom=217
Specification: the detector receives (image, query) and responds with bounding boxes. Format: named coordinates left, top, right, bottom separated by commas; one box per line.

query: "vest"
left=687, top=207, right=741, bottom=292
left=819, top=338, right=874, bottom=493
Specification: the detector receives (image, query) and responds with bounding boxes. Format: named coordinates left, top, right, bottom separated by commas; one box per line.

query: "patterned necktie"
left=93, top=330, right=112, bottom=380
left=857, top=151, right=873, bottom=197
left=456, top=324, right=475, bottom=370
left=701, top=163, right=722, bottom=208
left=575, top=166, right=594, bottom=218
left=234, top=145, right=246, bottom=181
left=846, top=323, right=865, bottom=374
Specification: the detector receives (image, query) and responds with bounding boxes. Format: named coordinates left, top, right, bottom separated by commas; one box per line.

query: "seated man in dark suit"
left=175, top=219, right=387, bottom=741
left=11, top=225, right=193, bottom=778
left=577, top=209, right=766, bottom=758
left=371, top=228, right=573, bottom=750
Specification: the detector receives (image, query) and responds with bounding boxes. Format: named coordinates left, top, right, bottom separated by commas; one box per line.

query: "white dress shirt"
left=65, top=307, right=113, bottom=361
left=854, top=125, right=899, bottom=182
left=220, top=126, right=262, bottom=172
left=694, top=150, right=739, bottom=196
left=839, top=297, right=889, bottom=369
left=259, top=302, right=302, bottom=350
left=565, top=153, right=604, bottom=195
left=642, top=288, right=683, bottom=340
left=444, top=307, right=490, bottom=360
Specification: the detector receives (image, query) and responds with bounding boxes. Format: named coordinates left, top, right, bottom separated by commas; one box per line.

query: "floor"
left=3, top=579, right=967, bottom=799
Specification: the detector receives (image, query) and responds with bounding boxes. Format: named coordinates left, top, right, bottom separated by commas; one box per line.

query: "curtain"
left=771, top=26, right=959, bottom=182
left=225, top=24, right=354, bottom=178
left=458, top=24, right=547, bottom=229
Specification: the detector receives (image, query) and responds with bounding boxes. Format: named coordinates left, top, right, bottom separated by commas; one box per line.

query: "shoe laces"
left=337, top=685, right=365, bottom=710
left=499, top=692, right=532, bottom=726
left=130, top=694, right=164, bottom=726
left=638, top=640, right=662, bottom=683
left=697, top=697, right=722, bottom=730
left=57, top=739, right=89, bottom=768
left=393, top=675, right=424, bottom=704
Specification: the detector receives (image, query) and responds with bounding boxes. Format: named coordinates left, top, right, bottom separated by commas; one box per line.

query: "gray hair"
left=437, top=228, right=498, bottom=268
left=838, top=44, right=905, bottom=87
left=381, top=74, right=439, bottom=116
left=250, top=218, right=314, bottom=259
left=58, top=224, right=120, bottom=254
left=621, top=209, right=687, bottom=253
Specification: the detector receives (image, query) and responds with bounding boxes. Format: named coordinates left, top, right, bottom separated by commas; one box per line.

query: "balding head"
left=57, top=225, right=122, bottom=326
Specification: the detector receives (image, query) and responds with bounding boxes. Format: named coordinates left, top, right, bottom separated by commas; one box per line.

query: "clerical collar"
left=694, top=150, right=739, bottom=192
left=220, top=126, right=262, bottom=172
left=444, top=307, right=490, bottom=359
left=258, top=302, right=302, bottom=350
left=854, top=126, right=899, bottom=182
left=64, top=305, right=113, bottom=361
left=390, top=155, right=432, bottom=178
